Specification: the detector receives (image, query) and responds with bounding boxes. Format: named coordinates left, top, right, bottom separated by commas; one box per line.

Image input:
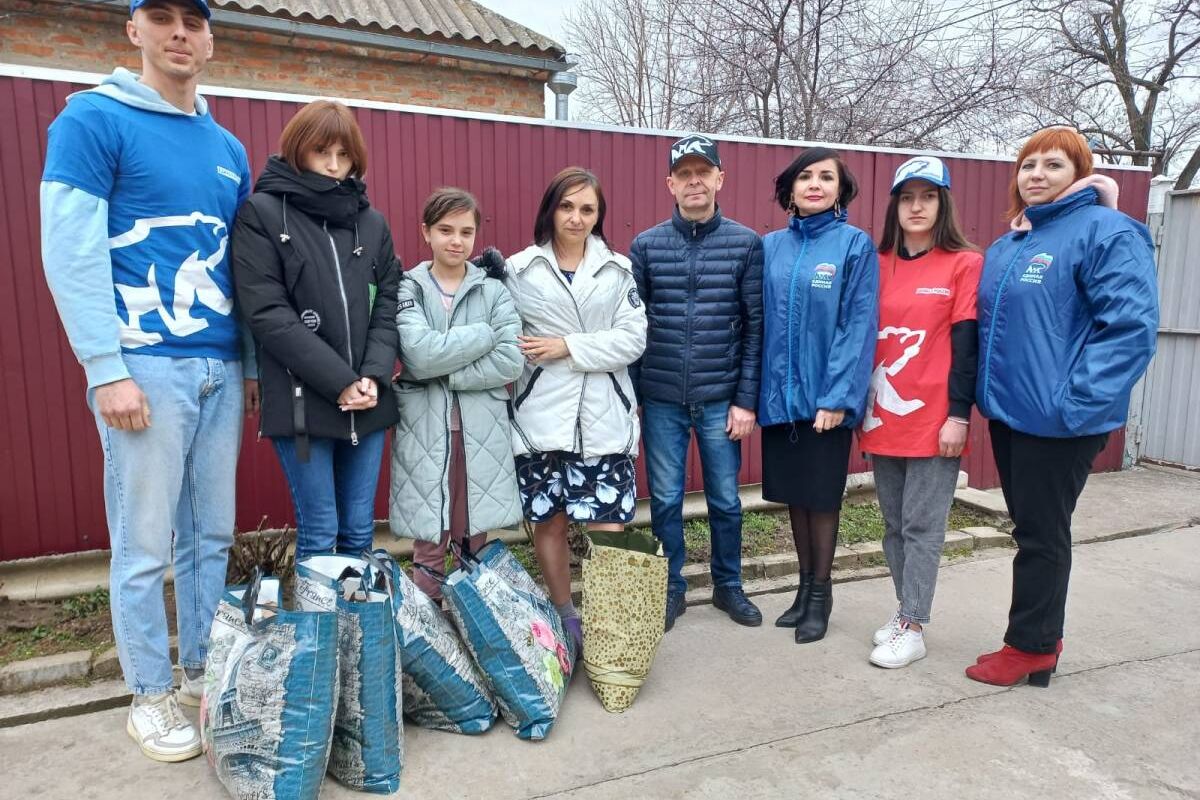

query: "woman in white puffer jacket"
left=503, top=166, right=647, bottom=653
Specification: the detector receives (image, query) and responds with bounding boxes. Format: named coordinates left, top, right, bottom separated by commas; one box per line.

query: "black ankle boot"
left=794, top=579, right=832, bottom=643
left=774, top=571, right=813, bottom=628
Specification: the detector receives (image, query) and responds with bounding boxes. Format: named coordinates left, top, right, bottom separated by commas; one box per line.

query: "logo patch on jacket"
left=811, top=263, right=837, bottom=289
left=300, top=309, right=320, bottom=331
left=1020, top=253, right=1054, bottom=285
left=397, top=298, right=415, bottom=311
left=627, top=288, right=642, bottom=308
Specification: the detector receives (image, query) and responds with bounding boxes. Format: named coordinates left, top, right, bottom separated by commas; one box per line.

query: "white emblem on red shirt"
left=862, top=326, right=926, bottom=433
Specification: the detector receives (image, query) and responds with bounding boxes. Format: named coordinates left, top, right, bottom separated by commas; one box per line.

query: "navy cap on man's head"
left=130, top=0, right=212, bottom=19
left=668, top=134, right=721, bottom=172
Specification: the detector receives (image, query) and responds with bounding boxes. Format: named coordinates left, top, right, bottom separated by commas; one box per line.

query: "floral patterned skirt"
left=515, top=451, right=637, bottom=523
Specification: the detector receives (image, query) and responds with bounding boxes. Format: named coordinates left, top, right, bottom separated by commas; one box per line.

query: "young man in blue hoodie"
left=40, top=0, right=253, bottom=763
left=631, top=135, right=765, bottom=631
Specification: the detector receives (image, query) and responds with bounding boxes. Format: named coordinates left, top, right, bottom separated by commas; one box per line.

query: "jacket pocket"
left=607, top=372, right=632, bottom=412
left=513, top=366, right=544, bottom=410
left=727, top=318, right=743, bottom=366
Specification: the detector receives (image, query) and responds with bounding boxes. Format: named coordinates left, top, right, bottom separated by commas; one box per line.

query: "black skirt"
left=761, top=422, right=853, bottom=511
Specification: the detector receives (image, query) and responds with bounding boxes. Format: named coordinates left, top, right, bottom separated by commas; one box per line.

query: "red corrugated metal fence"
left=0, top=74, right=1146, bottom=559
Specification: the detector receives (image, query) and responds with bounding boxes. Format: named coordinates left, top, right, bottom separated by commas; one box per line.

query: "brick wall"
left=0, top=0, right=548, bottom=118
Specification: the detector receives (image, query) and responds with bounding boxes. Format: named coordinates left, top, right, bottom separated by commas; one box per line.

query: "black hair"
left=773, top=147, right=858, bottom=213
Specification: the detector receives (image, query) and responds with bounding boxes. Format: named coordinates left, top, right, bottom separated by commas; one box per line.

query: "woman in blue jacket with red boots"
left=759, top=147, right=879, bottom=644
left=967, top=127, right=1158, bottom=687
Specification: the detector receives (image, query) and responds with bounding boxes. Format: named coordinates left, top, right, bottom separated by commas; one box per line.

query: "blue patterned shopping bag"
left=295, top=554, right=404, bottom=794
left=204, top=570, right=339, bottom=800
left=363, top=550, right=497, bottom=735
left=439, top=543, right=573, bottom=741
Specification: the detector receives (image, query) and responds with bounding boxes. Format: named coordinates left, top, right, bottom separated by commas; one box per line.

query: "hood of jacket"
left=76, top=67, right=210, bottom=115
left=405, top=260, right=492, bottom=308
left=508, top=235, right=632, bottom=276
left=253, top=155, right=369, bottom=228
left=1010, top=174, right=1120, bottom=232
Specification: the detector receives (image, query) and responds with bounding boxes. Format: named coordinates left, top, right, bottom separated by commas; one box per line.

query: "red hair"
left=1006, top=127, right=1094, bottom=221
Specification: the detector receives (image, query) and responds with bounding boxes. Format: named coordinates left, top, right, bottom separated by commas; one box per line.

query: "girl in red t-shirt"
left=859, top=156, right=982, bottom=669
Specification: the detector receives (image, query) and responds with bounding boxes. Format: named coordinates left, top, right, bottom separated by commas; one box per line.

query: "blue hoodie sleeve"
left=40, top=181, right=130, bottom=389
left=1060, top=228, right=1158, bottom=433
left=817, top=235, right=879, bottom=421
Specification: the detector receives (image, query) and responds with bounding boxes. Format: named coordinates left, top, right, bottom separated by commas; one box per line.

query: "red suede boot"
left=977, top=639, right=1062, bottom=672
left=965, top=645, right=1057, bottom=687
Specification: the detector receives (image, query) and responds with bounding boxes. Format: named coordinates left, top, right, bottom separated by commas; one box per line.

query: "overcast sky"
left=480, top=0, right=584, bottom=118
left=481, top=0, right=581, bottom=46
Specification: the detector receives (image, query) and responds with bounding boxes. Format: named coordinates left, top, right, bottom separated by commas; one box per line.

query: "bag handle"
left=361, top=549, right=396, bottom=596
left=413, top=563, right=448, bottom=586
left=447, top=539, right=480, bottom=571
left=242, top=566, right=264, bottom=626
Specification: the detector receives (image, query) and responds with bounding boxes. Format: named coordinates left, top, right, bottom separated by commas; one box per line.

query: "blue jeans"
left=272, top=429, right=387, bottom=561
left=642, top=398, right=743, bottom=595
left=90, top=355, right=243, bottom=695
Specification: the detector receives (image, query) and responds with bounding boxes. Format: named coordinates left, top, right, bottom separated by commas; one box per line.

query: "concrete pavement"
left=3, top=527, right=1197, bottom=799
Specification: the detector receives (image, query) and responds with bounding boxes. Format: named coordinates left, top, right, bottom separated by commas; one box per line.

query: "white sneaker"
left=869, top=626, right=927, bottom=669
left=126, top=692, right=202, bottom=762
left=176, top=671, right=203, bottom=708
left=872, top=609, right=902, bottom=646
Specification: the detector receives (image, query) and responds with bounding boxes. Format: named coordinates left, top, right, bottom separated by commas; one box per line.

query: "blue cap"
left=891, top=156, right=950, bottom=193
left=130, top=0, right=212, bottom=19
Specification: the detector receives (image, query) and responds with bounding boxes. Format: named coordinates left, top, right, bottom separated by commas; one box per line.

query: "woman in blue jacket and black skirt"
left=759, top=148, right=880, bottom=644
left=967, top=127, right=1157, bottom=687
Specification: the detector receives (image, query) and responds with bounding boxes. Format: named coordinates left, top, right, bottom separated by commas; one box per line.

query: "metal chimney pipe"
left=547, top=69, right=578, bottom=121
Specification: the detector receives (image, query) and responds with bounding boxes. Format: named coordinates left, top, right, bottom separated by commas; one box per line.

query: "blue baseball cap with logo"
left=130, top=0, right=212, bottom=19
left=891, top=156, right=950, bottom=193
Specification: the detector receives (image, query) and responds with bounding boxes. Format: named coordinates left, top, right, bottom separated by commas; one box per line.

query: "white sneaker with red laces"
left=872, top=608, right=902, bottom=646
left=126, top=691, right=202, bottom=762
left=869, top=624, right=927, bottom=669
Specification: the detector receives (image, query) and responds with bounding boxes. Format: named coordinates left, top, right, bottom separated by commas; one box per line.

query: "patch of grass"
left=839, top=502, right=887, bottom=546
left=943, top=546, right=974, bottom=560
left=507, top=543, right=543, bottom=583
left=948, top=504, right=1009, bottom=532
left=859, top=552, right=888, bottom=568
left=62, top=588, right=109, bottom=619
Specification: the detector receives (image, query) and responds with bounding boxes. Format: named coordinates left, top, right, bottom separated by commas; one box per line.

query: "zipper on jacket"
left=438, top=277, right=483, bottom=530
left=785, top=234, right=809, bottom=420
left=514, top=366, right=544, bottom=409
left=325, top=221, right=358, bottom=445
left=980, top=238, right=1033, bottom=407
left=608, top=372, right=632, bottom=412
left=547, top=257, right=593, bottom=455
left=682, top=227, right=699, bottom=400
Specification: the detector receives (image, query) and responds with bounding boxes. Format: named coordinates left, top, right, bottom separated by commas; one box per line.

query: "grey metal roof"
left=215, top=0, right=564, bottom=55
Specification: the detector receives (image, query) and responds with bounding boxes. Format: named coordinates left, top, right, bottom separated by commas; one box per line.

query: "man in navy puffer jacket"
left=631, top=135, right=765, bottom=631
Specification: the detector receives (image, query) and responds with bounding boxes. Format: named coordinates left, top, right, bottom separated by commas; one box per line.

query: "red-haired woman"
left=860, top=156, right=982, bottom=669
left=968, top=127, right=1158, bottom=686
left=233, top=100, right=400, bottom=561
